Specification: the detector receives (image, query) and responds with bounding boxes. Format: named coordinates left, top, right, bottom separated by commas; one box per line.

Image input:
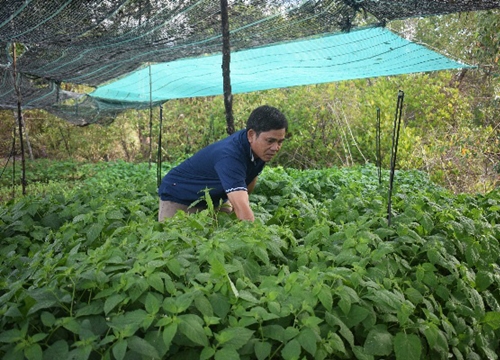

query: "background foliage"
left=1, top=11, right=499, bottom=195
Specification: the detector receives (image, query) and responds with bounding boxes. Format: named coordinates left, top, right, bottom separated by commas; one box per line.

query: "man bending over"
left=158, top=105, right=288, bottom=221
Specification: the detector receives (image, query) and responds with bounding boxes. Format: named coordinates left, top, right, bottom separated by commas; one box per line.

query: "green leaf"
left=253, top=246, right=270, bottom=265
left=24, top=343, right=43, bottom=360
left=147, top=273, right=165, bottom=293
left=144, top=330, right=168, bottom=359
left=419, top=213, right=434, bottom=234
left=394, top=333, right=422, bottom=360
left=325, top=312, right=354, bottom=347
left=214, top=347, right=240, bottom=360
left=104, top=293, right=126, bottom=315
left=364, top=326, right=393, bottom=356
left=452, top=346, right=465, bottom=360
left=318, top=286, right=333, bottom=312
left=106, top=209, right=124, bottom=219
left=422, top=323, right=438, bottom=348
left=227, top=274, right=239, bottom=298
left=43, top=340, right=69, bottom=359
left=162, top=322, right=178, bottom=350
left=72, top=214, right=87, bottom=224
left=242, top=258, right=260, bottom=281
left=109, top=309, right=148, bottom=337
left=338, top=295, right=351, bottom=315
left=167, top=258, right=182, bottom=277
left=482, top=311, right=500, bottom=330
left=475, top=271, right=493, bottom=292
left=352, top=345, right=375, bottom=360
left=239, top=290, right=259, bottom=303
left=255, top=341, right=272, bottom=360
left=475, top=328, right=499, bottom=359
left=262, top=324, right=285, bottom=342
left=86, top=223, right=104, bottom=243
left=194, top=295, right=214, bottom=317
left=465, top=244, right=480, bottom=266
left=145, top=293, right=161, bottom=314
left=75, top=300, right=104, bottom=317
left=284, top=326, right=300, bottom=341
left=26, top=289, right=60, bottom=315
left=30, top=333, right=48, bottom=343
left=58, top=317, right=80, bottom=334
left=68, top=344, right=92, bottom=360
left=112, top=339, right=127, bottom=360
left=40, top=312, right=56, bottom=327
left=175, top=292, right=194, bottom=313
left=178, top=314, right=209, bottom=347
left=397, top=303, right=413, bottom=327
left=328, top=333, right=346, bottom=354
left=302, top=315, right=323, bottom=328
left=297, top=328, right=317, bottom=356
left=3, top=304, right=22, bottom=318
left=405, top=287, right=424, bottom=305
left=216, top=327, right=254, bottom=350
left=416, top=266, right=425, bottom=283
left=366, top=288, right=404, bottom=312
left=127, top=336, right=160, bottom=358
left=209, top=293, right=230, bottom=319
left=343, top=305, right=370, bottom=328
left=200, top=346, right=216, bottom=360
left=268, top=301, right=281, bottom=315
left=41, top=213, right=62, bottom=230
left=465, top=287, right=485, bottom=314
left=281, top=339, right=301, bottom=360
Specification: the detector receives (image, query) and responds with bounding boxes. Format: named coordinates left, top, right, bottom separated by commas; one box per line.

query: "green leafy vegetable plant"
left=1, top=161, right=499, bottom=359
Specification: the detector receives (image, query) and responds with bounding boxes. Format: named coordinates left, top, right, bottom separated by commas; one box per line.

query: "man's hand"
left=219, top=200, right=233, bottom=214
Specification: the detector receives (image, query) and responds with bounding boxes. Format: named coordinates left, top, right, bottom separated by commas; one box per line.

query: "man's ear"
left=247, top=129, right=256, bottom=143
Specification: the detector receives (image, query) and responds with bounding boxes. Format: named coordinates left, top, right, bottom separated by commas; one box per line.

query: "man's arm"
left=227, top=190, right=254, bottom=221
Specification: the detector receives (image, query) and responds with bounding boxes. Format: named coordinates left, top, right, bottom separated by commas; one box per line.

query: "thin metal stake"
left=148, top=63, right=153, bottom=169
left=376, top=107, right=381, bottom=184
left=387, top=90, right=404, bottom=226
left=157, top=104, right=164, bottom=189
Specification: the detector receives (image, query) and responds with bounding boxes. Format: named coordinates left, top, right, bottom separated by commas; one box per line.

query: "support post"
left=148, top=64, right=153, bottom=168
left=12, top=42, right=26, bottom=195
left=11, top=123, right=16, bottom=199
left=376, top=107, right=381, bottom=184
left=387, top=90, right=404, bottom=226
left=220, top=0, right=235, bottom=135
left=157, top=104, right=164, bottom=189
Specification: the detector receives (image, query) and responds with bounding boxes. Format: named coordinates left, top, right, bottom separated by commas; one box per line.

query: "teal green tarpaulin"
left=90, top=27, right=472, bottom=103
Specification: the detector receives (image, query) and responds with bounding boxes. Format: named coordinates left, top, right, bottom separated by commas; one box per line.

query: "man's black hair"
left=246, top=105, right=288, bottom=135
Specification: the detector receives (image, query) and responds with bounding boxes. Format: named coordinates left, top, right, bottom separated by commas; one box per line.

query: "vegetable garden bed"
left=1, top=161, right=499, bottom=359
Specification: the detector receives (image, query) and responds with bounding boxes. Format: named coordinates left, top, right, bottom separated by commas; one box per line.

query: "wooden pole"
left=220, top=0, right=235, bottom=135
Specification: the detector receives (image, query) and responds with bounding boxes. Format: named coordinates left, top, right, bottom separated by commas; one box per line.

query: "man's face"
left=247, top=128, right=286, bottom=162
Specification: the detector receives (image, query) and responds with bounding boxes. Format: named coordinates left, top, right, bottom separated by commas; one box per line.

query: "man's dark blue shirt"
left=158, top=129, right=265, bottom=206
